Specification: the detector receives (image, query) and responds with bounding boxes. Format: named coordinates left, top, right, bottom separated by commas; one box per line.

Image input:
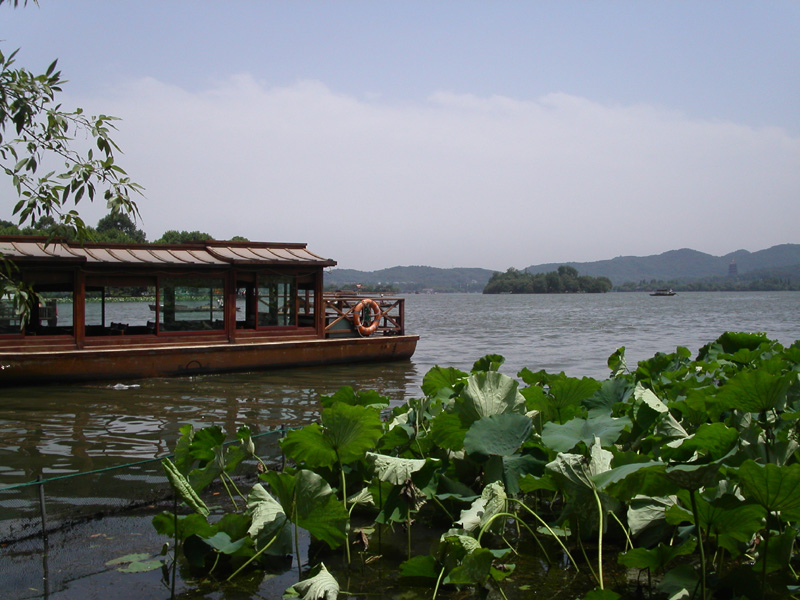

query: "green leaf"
left=366, top=452, right=433, bottom=485
left=717, top=369, right=791, bottom=413
left=456, top=481, right=507, bottom=533
left=284, top=563, right=339, bottom=600
left=456, top=371, right=527, bottom=423
left=618, top=538, right=696, bottom=572
left=429, top=411, right=467, bottom=451
left=247, top=483, right=292, bottom=554
left=262, top=470, right=348, bottom=549
left=463, top=413, right=532, bottom=456
left=399, top=554, right=439, bottom=579
left=422, top=365, right=467, bottom=398
left=542, top=414, right=630, bottom=453
left=281, top=403, right=382, bottom=468
left=737, top=460, right=800, bottom=519
left=472, top=354, right=505, bottom=372
left=444, top=547, right=494, bottom=585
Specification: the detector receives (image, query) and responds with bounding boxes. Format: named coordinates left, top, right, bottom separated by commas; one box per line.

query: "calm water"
left=1, top=291, right=799, bottom=485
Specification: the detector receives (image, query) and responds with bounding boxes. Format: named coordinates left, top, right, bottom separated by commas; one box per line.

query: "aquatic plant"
left=143, top=331, right=800, bottom=600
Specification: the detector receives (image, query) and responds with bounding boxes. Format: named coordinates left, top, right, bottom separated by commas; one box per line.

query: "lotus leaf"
left=607, top=346, right=627, bottom=377
left=261, top=469, right=348, bottom=549
left=280, top=402, right=382, bottom=468
left=319, top=386, right=390, bottom=409
left=366, top=452, right=433, bottom=485
left=247, top=483, right=292, bottom=554
left=464, top=413, right=532, bottom=457
left=457, top=371, right=526, bottom=423
left=456, top=481, right=507, bottom=533
left=541, top=414, right=630, bottom=453
left=284, top=563, right=339, bottom=600
left=618, top=537, right=696, bottom=573
left=472, top=354, right=505, bottom=372
left=421, top=365, right=467, bottom=398
left=737, top=460, right=800, bottom=519
left=716, top=369, right=791, bottom=413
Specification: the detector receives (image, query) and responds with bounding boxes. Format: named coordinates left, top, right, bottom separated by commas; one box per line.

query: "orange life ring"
left=353, top=298, right=381, bottom=336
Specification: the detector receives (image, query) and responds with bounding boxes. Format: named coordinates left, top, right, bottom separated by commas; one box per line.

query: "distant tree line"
left=0, top=213, right=249, bottom=244
left=616, top=275, right=800, bottom=293
left=483, top=265, right=612, bottom=294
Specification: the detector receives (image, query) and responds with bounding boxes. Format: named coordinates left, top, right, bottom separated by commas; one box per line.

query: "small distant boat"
left=650, top=288, right=677, bottom=297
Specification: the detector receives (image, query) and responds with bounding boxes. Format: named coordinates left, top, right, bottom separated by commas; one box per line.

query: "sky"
left=2, top=1, right=799, bottom=271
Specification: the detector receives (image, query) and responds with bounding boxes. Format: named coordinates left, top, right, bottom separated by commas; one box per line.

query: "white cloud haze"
left=70, top=75, right=800, bottom=270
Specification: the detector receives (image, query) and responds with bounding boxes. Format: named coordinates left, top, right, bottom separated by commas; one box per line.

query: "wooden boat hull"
left=0, top=334, right=419, bottom=385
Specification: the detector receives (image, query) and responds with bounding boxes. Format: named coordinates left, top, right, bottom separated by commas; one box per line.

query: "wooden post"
left=73, top=269, right=86, bottom=349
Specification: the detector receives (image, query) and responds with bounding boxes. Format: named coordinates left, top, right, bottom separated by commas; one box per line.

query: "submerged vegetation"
left=144, top=332, right=800, bottom=599
left=484, top=265, right=613, bottom=294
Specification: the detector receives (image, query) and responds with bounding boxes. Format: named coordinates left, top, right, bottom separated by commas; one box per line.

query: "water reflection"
left=2, top=291, right=800, bottom=486
left=0, top=361, right=420, bottom=484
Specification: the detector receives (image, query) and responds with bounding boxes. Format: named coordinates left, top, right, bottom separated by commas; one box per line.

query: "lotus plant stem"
left=508, top=498, right=579, bottom=571
left=220, top=474, right=239, bottom=511
left=208, top=551, right=221, bottom=576
left=479, top=513, right=549, bottom=563
left=761, top=530, right=769, bottom=600
left=172, top=496, right=178, bottom=599
left=339, top=463, right=351, bottom=565
left=432, top=566, right=446, bottom=600
left=431, top=495, right=454, bottom=522
left=226, top=526, right=284, bottom=581
left=609, top=510, right=633, bottom=551
left=294, top=508, right=301, bottom=579
left=592, top=485, right=604, bottom=589
left=407, top=515, right=412, bottom=561
left=577, top=533, right=599, bottom=587
left=224, top=472, right=246, bottom=502
left=688, top=489, right=706, bottom=600
left=496, top=584, right=510, bottom=600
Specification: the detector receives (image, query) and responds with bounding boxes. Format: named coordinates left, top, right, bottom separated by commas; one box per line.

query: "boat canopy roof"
left=0, top=237, right=337, bottom=268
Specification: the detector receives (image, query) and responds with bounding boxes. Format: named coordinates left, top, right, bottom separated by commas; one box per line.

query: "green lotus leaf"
left=738, top=460, right=800, bottom=519
left=716, top=369, right=791, bottom=413
left=457, top=371, right=527, bottom=423
left=366, top=452, right=432, bottom=485
left=456, top=481, right=507, bottom=533
left=658, top=564, right=698, bottom=600
left=697, top=331, right=771, bottom=361
left=285, top=563, right=339, bottom=600
left=626, top=495, right=676, bottom=539
left=319, top=386, right=390, bottom=409
left=464, top=413, right=532, bottom=456
left=202, top=531, right=247, bottom=555
left=472, top=354, right=505, bottom=372
left=546, top=376, right=602, bottom=423
left=247, top=483, right=292, bottom=554
left=578, top=589, right=622, bottom=600
left=541, top=414, right=630, bottom=453
left=660, top=422, right=739, bottom=463
left=592, top=460, right=666, bottom=497
left=429, top=411, right=467, bottom=451
left=261, top=470, right=348, bottom=549
left=607, top=346, right=627, bottom=377
left=618, top=537, right=696, bottom=572
left=152, top=511, right=216, bottom=540
left=399, top=554, right=439, bottom=579
left=584, top=377, right=634, bottom=415
left=664, top=462, right=721, bottom=491
left=422, top=365, right=468, bottom=398
left=502, top=453, right=549, bottom=496
left=444, top=547, right=494, bottom=585
left=281, top=403, right=382, bottom=467
left=634, top=382, right=669, bottom=414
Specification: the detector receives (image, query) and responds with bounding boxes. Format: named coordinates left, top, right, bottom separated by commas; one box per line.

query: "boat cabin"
left=0, top=237, right=416, bottom=384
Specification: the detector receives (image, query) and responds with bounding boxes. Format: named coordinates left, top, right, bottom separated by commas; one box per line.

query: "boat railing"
left=322, top=294, right=406, bottom=337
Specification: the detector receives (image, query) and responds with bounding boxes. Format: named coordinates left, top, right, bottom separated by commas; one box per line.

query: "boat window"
left=158, top=277, right=225, bottom=332
left=257, top=275, right=295, bottom=327
left=85, top=285, right=157, bottom=336
left=29, top=288, right=73, bottom=335
left=0, top=294, right=21, bottom=334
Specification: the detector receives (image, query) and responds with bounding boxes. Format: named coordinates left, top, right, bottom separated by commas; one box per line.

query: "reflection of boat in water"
left=0, top=237, right=417, bottom=385
left=650, top=288, right=677, bottom=296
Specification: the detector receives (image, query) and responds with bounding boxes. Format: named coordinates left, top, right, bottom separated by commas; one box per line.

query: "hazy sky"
left=3, top=2, right=799, bottom=270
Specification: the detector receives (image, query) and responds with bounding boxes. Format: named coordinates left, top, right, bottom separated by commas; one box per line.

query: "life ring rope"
left=352, top=298, right=381, bottom=336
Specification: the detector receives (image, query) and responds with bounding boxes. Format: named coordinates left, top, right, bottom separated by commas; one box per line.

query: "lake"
left=1, top=291, right=800, bottom=485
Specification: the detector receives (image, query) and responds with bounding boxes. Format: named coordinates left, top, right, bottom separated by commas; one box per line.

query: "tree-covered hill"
left=523, top=244, right=800, bottom=285
left=324, top=266, right=493, bottom=293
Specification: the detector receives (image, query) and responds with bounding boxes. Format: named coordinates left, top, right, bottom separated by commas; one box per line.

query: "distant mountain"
left=324, top=244, right=800, bottom=291
left=523, top=244, right=800, bottom=285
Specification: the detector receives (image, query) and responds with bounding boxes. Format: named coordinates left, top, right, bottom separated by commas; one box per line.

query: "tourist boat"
left=650, top=288, right=677, bottom=296
left=0, top=237, right=417, bottom=385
